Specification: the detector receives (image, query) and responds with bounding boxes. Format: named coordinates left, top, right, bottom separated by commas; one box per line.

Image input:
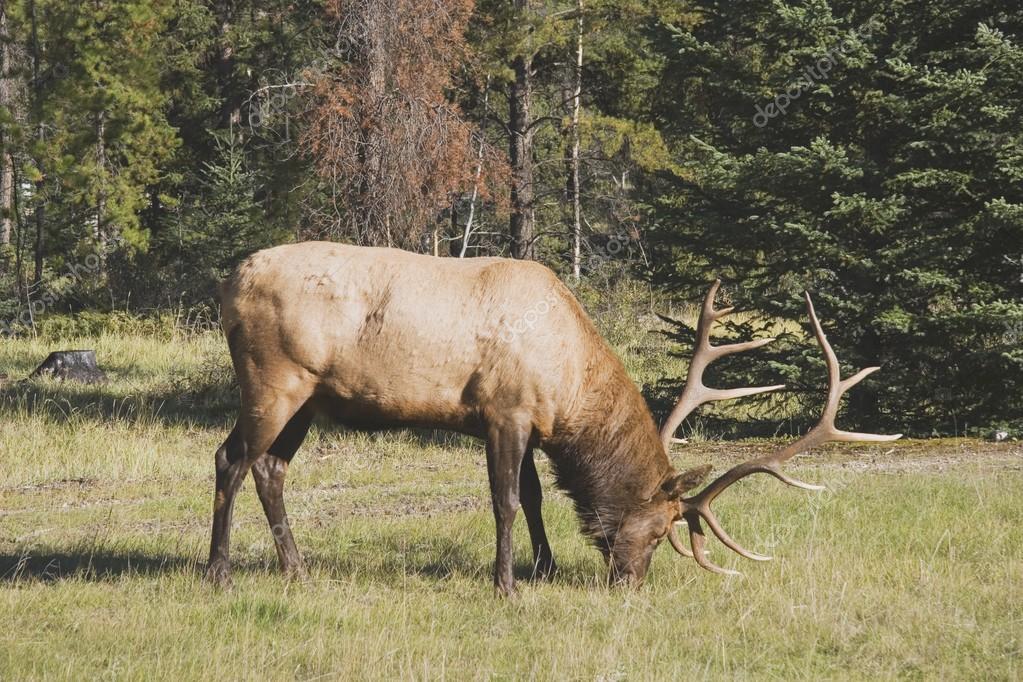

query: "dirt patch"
left=5, top=477, right=99, bottom=492
left=669, top=438, right=1022, bottom=474
left=285, top=483, right=486, bottom=519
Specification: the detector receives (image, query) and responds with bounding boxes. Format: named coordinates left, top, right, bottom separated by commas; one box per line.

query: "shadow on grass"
left=0, top=547, right=290, bottom=584
left=0, top=533, right=603, bottom=590
left=302, top=531, right=603, bottom=589
left=0, top=379, right=482, bottom=451
left=0, top=378, right=239, bottom=429
left=0, top=548, right=200, bottom=583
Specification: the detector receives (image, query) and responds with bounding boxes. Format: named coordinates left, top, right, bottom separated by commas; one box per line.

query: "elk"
left=206, top=242, right=899, bottom=594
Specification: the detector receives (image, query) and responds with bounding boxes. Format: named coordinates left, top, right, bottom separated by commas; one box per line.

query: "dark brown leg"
left=206, top=392, right=307, bottom=588
left=250, top=405, right=314, bottom=579
left=485, top=418, right=531, bottom=597
left=519, top=449, right=556, bottom=580
left=206, top=424, right=249, bottom=587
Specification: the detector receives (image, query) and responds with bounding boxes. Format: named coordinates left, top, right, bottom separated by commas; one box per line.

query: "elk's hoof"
left=532, top=555, right=558, bottom=581
left=205, top=563, right=233, bottom=590
left=283, top=565, right=309, bottom=584
left=493, top=582, right=518, bottom=599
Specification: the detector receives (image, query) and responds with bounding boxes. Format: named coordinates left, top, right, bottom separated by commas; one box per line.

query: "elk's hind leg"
left=206, top=390, right=310, bottom=588
left=251, top=403, right=315, bottom=580
left=520, top=449, right=556, bottom=580
left=207, top=424, right=247, bottom=587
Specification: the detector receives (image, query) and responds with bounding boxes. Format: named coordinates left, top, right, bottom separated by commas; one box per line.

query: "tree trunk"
left=95, top=109, right=107, bottom=244
left=0, top=1, right=13, bottom=246
left=12, top=162, right=24, bottom=302
left=32, top=186, right=42, bottom=286
left=214, top=0, right=240, bottom=131
left=508, top=0, right=534, bottom=260
left=0, top=152, right=11, bottom=247
left=460, top=76, right=490, bottom=258
left=568, top=0, right=583, bottom=279
left=363, top=2, right=386, bottom=245
left=29, top=0, right=43, bottom=287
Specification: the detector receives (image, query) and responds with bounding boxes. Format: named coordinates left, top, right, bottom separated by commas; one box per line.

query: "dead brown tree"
left=303, top=0, right=500, bottom=251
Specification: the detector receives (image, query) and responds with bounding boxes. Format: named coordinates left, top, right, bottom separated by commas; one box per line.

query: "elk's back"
left=219, top=242, right=603, bottom=438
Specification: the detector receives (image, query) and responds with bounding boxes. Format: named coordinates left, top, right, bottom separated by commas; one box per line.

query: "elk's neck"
left=545, top=357, right=672, bottom=548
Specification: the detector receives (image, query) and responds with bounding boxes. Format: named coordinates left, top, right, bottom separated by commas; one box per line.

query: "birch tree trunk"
left=459, top=76, right=490, bottom=258
left=95, top=110, right=106, bottom=243
left=0, top=1, right=13, bottom=246
left=569, top=0, right=583, bottom=279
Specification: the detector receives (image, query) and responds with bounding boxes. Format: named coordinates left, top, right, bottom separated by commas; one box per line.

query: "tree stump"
left=29, top=350, right=108, bottom=384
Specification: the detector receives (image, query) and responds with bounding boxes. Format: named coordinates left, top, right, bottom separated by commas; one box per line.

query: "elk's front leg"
left=485, top=417, right=531, bottom=597
left=251, top=455, right=304, bottom=579
left=520, top=449, right=556, bottom=579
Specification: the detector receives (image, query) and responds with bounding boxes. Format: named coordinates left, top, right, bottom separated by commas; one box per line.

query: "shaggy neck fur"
left=545, top=356, right=672, bottom=553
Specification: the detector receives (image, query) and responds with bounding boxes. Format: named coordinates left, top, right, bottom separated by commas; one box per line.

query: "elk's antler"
left=666, top=291, right=902, bottom=575
left=659, top=279, right=784, bottom=451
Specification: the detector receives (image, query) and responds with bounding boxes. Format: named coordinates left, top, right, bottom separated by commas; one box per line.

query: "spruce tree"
left=650, top=0, right=1023, bottom=434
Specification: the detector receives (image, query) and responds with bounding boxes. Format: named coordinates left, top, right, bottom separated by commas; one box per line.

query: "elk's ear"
left=660, top=464, right=712, bottom=499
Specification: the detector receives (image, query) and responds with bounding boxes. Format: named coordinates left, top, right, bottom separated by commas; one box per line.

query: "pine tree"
left=650, top=0, right=1023, bottom=434
left=37, top=0, right=179, bottom=256
left=152, top=130, right=278, bottom=304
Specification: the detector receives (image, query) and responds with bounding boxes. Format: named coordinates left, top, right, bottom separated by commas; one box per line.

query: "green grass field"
left=1, top=331, right=1021, bottom=680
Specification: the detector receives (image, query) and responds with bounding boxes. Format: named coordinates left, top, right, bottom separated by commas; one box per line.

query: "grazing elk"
left=207, top=243, right=899, bottom=594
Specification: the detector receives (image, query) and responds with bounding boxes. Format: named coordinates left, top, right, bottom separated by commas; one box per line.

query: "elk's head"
left=604, top=464, right=712, bottom=585
left=609, top=281, right=900, bottom=584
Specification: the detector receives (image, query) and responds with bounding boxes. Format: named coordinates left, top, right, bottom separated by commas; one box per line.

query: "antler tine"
left=686, top=515, right=740, bottom=576
left=659, top=279, right=784, bottom=451
left=672, top=291, right=902, bottom=575
left=800, top=293, right=902, bottom=447
left=667, top=523, right=694, bottom=558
